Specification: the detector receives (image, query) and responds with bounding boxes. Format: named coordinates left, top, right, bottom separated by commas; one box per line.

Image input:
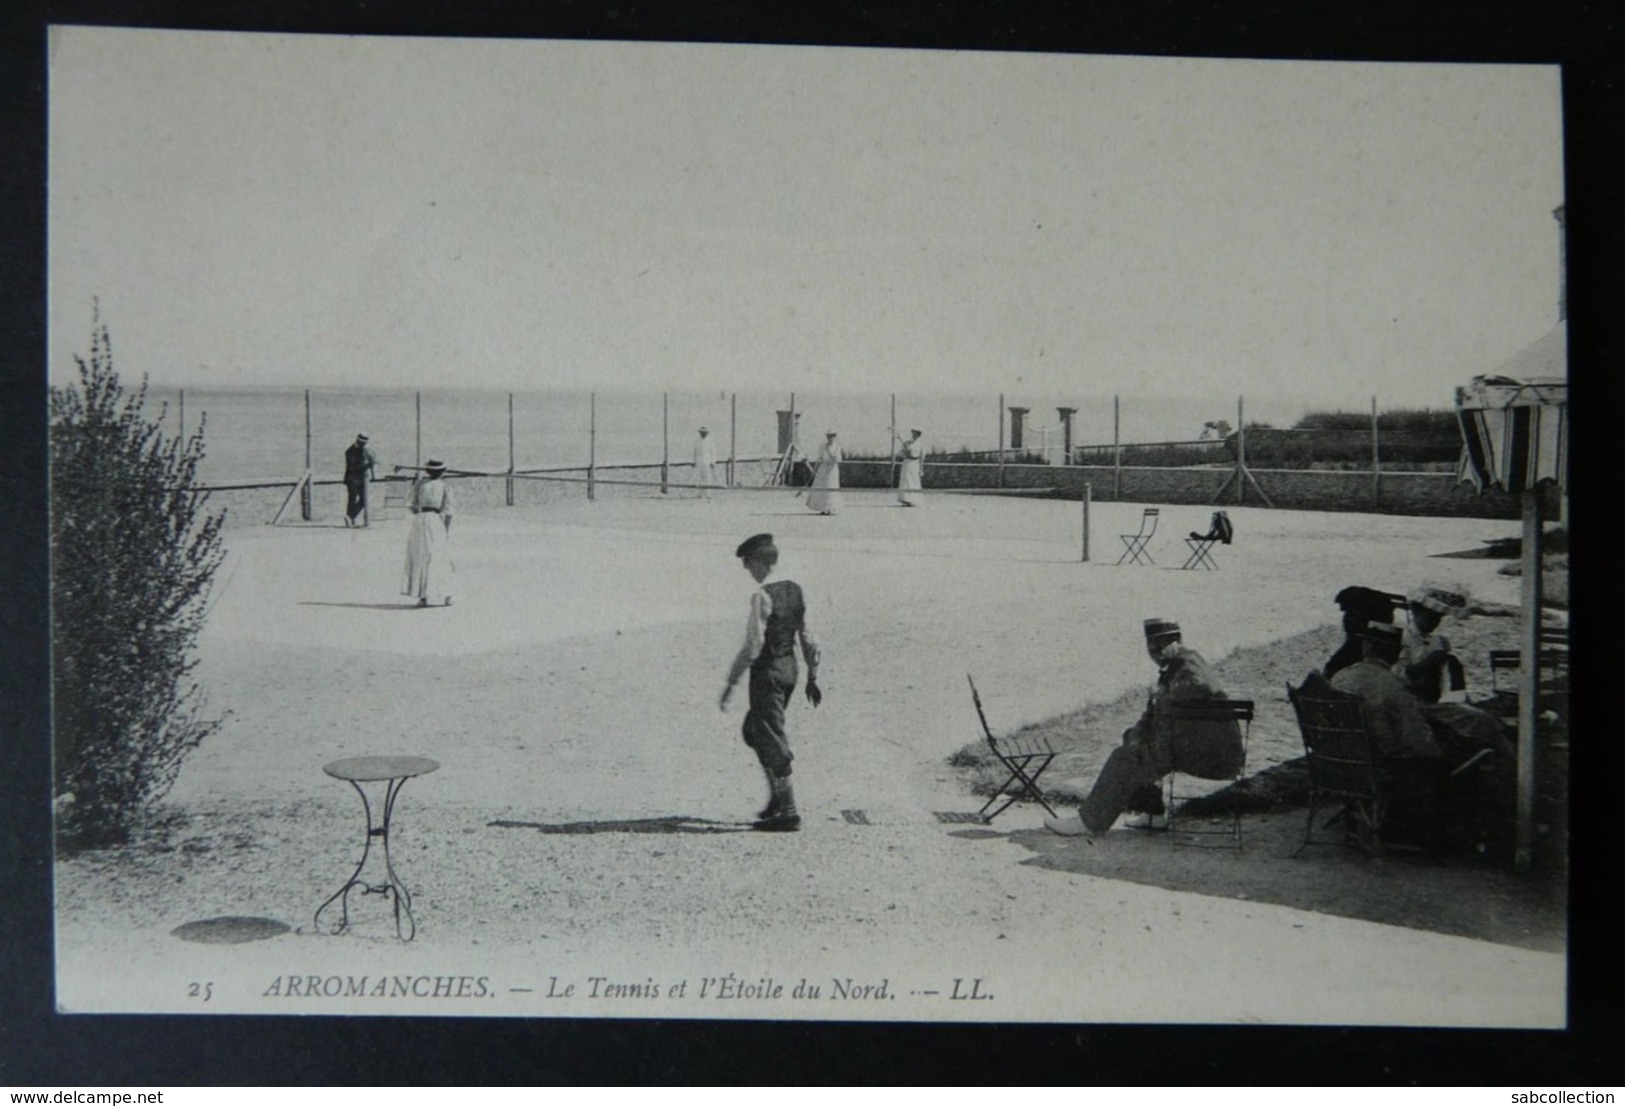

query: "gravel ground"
left=53, top=489, right=1567, bottom=1026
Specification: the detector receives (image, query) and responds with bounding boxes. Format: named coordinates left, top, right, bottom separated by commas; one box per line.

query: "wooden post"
left=997, top=393, right=1006, bottom=489
left=1371, top=395, right=1381, bottom=506
left=1081, top=482, right=1091, bottom=562
left=178, top=388, right=185, bottom=442
left=301, top=389, right=312, bottom=521
left=729, top=393, right=737, bottom=487
left=1514, top=490, right=1544, bottom=872
left=588, top=391, right=597, bottom=502
left=415, top=391, right=422, bottom=470
left=506, top=392, right=515, bottom=507
left=890, top=393, right=899, bottom=486
left=661, top=392, right=670, bottom=495
left=1112, top=395, right=1121, bottom=501
left=1235, top=396, right=1246, bottom=505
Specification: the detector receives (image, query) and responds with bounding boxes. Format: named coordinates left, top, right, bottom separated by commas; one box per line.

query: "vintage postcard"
left=46, top=27, right=1568, bottom=1025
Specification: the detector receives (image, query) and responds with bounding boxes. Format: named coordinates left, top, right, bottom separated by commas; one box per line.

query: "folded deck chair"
left=1181, top=509, right=1233, bottom=570
left=968, top=675, right=1058, bottom=821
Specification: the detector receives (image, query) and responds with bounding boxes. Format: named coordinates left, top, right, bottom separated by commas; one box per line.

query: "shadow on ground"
left=1004, top=810, right=1566, bottom=954
left=489, top=815, right=749, bottom=835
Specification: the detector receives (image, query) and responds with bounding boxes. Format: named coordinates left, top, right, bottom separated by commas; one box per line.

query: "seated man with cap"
left=1323, top=585, right=1404, bottom=680
left=1327, top=623, right=1442, bottom=763
left=1046, top=618, right=1244, bottom=838
left=719, top=533, right=823, bottom=831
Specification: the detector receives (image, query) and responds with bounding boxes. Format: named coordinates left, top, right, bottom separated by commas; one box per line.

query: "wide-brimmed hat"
left=826, top=430, right=838, bottom=437
left=423, top=459, right=447, bottom=474
left=355, top=433, right=369, bottom=443
left=698, top=426, right=709, bottom=433
left=1410, top=587, right=1466, bottom=615
left=1355, top=623, right=1405, bottom=647
left=735, top=532, right=777, bottom=560
left=1143, top=618, right=1181, bottom=642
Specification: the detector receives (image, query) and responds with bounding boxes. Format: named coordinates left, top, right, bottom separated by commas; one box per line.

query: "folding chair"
left=1287, top=678, right=1395, bottom=855
left=1489, top=627, right=1569, bottom=698
left=1287, top=675, right=1460, bottom=857
left=1115, top=508, right=1160, bottom=566
left=968, top=675, right=1059, bottom=821
left=1181, top=509, right=1234, bottom=570
left=1161, top=698, right=1253, bottom=847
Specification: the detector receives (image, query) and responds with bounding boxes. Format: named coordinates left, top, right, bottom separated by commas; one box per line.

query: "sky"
left=47, top=28, right=1565, bottom=411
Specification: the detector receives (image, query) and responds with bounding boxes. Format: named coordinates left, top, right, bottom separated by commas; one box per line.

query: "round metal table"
left=313, top=755, right=439, bottom=941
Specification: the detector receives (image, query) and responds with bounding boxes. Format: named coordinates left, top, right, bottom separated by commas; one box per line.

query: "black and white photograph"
left=39, top=23, right=1573, bottom=1032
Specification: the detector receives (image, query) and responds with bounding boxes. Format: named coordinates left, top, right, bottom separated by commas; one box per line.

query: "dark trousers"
left=743, top=654, right=797, bottom=777
left=345, top=480, right=367, bottom=520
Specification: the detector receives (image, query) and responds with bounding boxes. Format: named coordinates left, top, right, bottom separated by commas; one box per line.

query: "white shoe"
left=1044, top=815, right=1091, bottom=837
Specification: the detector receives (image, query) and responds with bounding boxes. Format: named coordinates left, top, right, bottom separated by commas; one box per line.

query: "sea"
left=139, top=385, right=1321, bottom=486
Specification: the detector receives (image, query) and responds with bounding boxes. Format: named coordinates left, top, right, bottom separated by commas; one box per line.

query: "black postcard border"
left=3, top=0, right=1621, bottom=1086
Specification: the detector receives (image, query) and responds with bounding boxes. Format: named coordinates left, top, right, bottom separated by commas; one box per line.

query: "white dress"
left=897, top=439, right=923, bottom=506
left=692, top=436, right=718, bottom=493
left=805, top=441, right=842, bottom=515
left=402, top=478, right=454, bottom=604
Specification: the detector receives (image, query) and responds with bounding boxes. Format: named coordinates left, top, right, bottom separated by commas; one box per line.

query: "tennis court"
left=54, top=485, right=1562, bottom=1025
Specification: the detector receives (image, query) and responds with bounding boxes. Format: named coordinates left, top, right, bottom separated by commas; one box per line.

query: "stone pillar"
left=1057, top=407, right=1077, bottom=465
left=1008, top=407, right=1029, bottom=451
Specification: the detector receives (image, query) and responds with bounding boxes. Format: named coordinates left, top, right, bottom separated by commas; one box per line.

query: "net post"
left=506, top=392, right=515, bottom=507
left=301, top=389, right=312, bottom=521
left=588, top=391, right=597, bottom=502
left=1081, top=482, right=1091, bottom=562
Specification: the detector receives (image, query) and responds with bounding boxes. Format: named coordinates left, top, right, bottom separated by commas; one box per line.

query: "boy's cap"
left=736, top=533, right=777, bottom=559
left=1143, top=618, right=1181, bottom=641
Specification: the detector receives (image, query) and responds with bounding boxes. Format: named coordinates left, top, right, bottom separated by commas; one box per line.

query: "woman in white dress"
left=402, top=459, right=455, bottom=607
left=805, top=431, right=843, bottom=515
left=897, top=427, right=924, bottom=506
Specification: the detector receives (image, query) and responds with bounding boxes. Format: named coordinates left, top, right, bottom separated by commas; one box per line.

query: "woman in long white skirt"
left=402, top=459, right=455, bottom=607
left=897, top=427, right=924, bottom=506
left=805, top=430, right=843, bottom=515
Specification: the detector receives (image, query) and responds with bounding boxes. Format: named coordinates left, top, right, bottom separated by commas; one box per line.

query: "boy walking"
left=720, top=533, right=822, bottom=831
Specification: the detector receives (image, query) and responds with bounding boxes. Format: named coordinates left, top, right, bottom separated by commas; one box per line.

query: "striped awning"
left=1455, top=370, right=1568, bottom=494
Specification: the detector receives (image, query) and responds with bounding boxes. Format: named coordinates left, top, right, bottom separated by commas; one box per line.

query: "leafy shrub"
left=50, top=312, right=228, bottom=847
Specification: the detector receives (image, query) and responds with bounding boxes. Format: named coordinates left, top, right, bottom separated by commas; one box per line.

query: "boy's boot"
left=756, top=766, right=782, bottom=821
left=754, top=775, right=800, bottom=831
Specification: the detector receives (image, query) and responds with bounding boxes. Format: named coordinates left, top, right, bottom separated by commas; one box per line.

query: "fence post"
left=1370, top=395, right=1381, bottom=508
left=1112, top=395, right=1121, bottom=501
left=588, top=391, right=597, bottom=502
left=729, top=393, right=737, bottom=487
left=301, top=389, right=312, bottom=521
left=997, top=393, right=1006, bottom=489
left=507, top=392, right=515, bottom=507
left=1081, top=481, right=1091, bottom=562
left=662, top=392, right=670, bottom=495
left=1235, top=396, right=1246, bottom=505
left=889, top=393, right=899, bottom=486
